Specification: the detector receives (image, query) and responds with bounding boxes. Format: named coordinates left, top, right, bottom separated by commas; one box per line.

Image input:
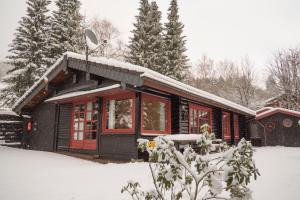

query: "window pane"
left=87, top=102, right=93, bottom=111
left=106, top=98, right=133, bottom=129
left=93, top=102, right=98, bottom=110
left=92, top=111, right=98, bottom=120
left=143, top=100, right=166, bottom=131
left=74, top=123, right=78, bottom=131
left=86, top=122, right=92, bottom=131
left=74, top=105, right=80, bottom=112
left=79, top=122, right=84, bottom=131
left=78, top=132, right=83, bottom=140
left=92, top=121, right=97, bottom=130
left=79, top=113, right=84, bottom=120
left=85, top=131, right=97, bottom=140
left=86, top=112, right=92, bottom=121
left=73, top=132, right=78, bottom=140
left=79, top=104, right=85, bottom=112
left=199, top=111, right=209, bottom=128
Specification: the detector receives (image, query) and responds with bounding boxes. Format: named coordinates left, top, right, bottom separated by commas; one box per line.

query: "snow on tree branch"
left=122, top=125, right=259, bottom=200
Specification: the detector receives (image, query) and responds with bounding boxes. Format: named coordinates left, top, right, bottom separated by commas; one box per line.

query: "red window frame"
left=70, top=100, right=98, bottom=150
left=234, top=114, right=239, bottom=143
left=141, top=94, right=171, bottom=135
left=188, top=103, right=212, bottom=134
left=222, top=112, right=231, bottom=141
left=102, top=92, right=136, bottom=134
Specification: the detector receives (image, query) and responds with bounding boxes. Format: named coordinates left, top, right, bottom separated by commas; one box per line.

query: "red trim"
left=234, top=114, right=239, bottom=143
left=70, top=100, right=97, bottom=150
left=222, top=112, right=231, bottom=141
left=141, top=94, right=171, bottom=135
left=102, top=92, right=136, bottom=134
left=188, top=103, right=212, bottom=134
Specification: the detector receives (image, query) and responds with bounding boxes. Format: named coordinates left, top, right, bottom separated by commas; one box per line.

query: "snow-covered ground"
left=0, top=146, right=300, bottom=200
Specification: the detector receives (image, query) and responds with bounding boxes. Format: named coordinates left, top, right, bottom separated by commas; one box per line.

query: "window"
left=103, top=93, right=135, bottom=133
left=234, top=114, right=239, bottom=143
left=71, top=101, right=98, bottom=149
left=189, top=104, right=212, bottom=134
left=222, top=112, right=231, bottom=140
left=141, top=94, right=171, bottom=135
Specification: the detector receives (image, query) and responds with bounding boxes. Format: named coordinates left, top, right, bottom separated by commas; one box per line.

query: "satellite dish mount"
left=84, top=29, right=107, bottom=80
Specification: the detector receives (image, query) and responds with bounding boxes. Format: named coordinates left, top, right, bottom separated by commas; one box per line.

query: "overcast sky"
left=1, top=0, right=300, bottom=84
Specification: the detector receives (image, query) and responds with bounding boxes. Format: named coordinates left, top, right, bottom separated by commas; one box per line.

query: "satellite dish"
left=85, top=29, right=99, bottom=51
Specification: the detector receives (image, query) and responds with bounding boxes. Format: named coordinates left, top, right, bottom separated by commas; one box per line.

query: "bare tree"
left=234, top=56, right=256, bottom=107
left=188, top=55, right=259, bottom=109
left=269, top=48, right=300, bottom=110
left=89, top=17, right=127, bottom=60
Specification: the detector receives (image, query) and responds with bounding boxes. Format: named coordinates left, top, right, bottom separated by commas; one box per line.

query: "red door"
left=71, top=101, right=98, bottom=150
left=222, top=112, right=231, bottom=141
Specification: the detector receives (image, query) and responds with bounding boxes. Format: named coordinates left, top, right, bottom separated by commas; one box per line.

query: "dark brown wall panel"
left=261, top=113, right=300, bottom=147
left=99, top=134, right=138, bottom=160
left=57, top=104, right=72, bottom=150
left=30, top=103, right=56, bottom=151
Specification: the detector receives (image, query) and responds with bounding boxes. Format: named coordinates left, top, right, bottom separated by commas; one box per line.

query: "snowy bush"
left=122, top=129, right=259, bottom=200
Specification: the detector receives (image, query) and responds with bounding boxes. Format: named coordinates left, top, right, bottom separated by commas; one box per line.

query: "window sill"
left=141, top=133, right=170, bottom=136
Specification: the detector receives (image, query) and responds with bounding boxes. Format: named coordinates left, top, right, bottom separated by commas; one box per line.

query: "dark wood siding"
left=99, top=134, right=138, bottom=160
left=212, top=108, right=222, bottom=139
left=171, top=95, right=180, bottom=134
left=238, top=114, right=247, bottom=140
left=57, top=104, right=72, bottom=150
left=260, top=113, right=300, bottom=147
left=30, top=103, right=56, bottom=151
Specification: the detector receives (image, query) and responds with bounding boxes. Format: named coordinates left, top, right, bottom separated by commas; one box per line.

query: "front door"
left=71, top=101, right=98, bottom=150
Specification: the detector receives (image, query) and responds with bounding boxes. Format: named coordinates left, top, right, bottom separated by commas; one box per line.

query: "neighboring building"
left=0, top=109, right=22, bottom=147
left=12, top=52, right=255, bottom=160
left=264, top=94, right=300, bottom=110
left=249, top=107, right=300, bottom=147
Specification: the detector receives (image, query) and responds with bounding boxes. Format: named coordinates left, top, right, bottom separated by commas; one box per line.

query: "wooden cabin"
left=249, top=107, right=300, bottom=146
left=0, top=109, right=23, bottom=147
left=12, top=52, right=255, bottom=160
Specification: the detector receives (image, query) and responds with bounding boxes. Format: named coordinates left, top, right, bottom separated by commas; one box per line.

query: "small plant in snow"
left=122, top=128, right=259, bottom=200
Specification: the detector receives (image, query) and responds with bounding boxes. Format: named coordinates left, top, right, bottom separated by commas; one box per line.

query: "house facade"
left=13, top=52, right=255, bottom=160
left=249, top=107, right=300, bottom=147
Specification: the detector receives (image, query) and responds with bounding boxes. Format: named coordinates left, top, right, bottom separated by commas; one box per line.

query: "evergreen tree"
left=164, top=0, right=189, bottom=81
left=147, top=1, right=166, bottom=73
left=50, top=0, right=84, bottom=60
left=0, top=0, right=51, bottom=107
left=127, top=0, right=166, bottom=73
left=126, top=0, right=151, bottom=68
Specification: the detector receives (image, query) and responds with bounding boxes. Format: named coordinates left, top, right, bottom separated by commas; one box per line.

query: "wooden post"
left=135, top=92, right=141, bottom=139
left=97, top=97, right=103, bottom=155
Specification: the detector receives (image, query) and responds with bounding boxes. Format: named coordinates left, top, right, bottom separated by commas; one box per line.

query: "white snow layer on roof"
left=46, top=84, right=121, bottom=102
left=66, top=52, right=255, bottom=115
left=12, top=55, right=65, bottom=110
left=0, top=109, right=19, bottom=116
left=13, top=52, right=255, bottom=115
left=163, top=134, right=208, bottom=142
left=256, top=107, right=300, bottom=118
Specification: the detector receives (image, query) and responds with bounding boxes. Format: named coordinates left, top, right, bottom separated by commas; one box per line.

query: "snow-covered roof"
left=13, top=52, right=255, bottom=116
left=45, top=84, right=121, bottom=102
left=0, top=120, right=22, bottom=124
left=256, top=107, right=300, bottom=119
left=163, top=134, right=208, bottom=142
left=0, top=109, right=19, bottom=117
left=12, top=55, right=65, bottom=111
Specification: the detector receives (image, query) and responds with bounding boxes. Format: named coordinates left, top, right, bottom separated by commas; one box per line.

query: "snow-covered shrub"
left=122, top=133, right=259, bottom=200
